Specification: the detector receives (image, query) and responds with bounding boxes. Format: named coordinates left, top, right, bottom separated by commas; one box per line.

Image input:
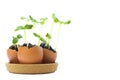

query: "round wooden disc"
left=6, top=62, right=58, bottom=74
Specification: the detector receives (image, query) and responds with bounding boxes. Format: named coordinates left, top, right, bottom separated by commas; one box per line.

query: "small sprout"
left=24, top=24, right=33, bottom=29
left=29, top=15, right=37, bottom=23
left=64, top=20, right=71, bottom=24
left=46, top=33, right=51, bottom=48
left=39, top=17, right=48, bottom=35
left=14, top=26, right=24, bottom=31
left=17, top=34, right=22, bottom=39
left=46, top=33, right=51, bottom=39
left=12, top=34, right=22, bottom=45
left=15, top=24, right=33, bottom=43
left=34, top=17, right=48, bottom=45
left=52, top=13, right=59, bottom=23
left=20, top=17, right=27, bottom=20
left=33, top=32, right=46, bottom=45
left=12, top=37, right=18, bottom=45
left=40, top=17, right=48, bottom=25
left=54, top=18, right=71, bottom=50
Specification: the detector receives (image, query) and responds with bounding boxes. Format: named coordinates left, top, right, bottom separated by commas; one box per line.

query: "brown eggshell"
left=42, top=48, right=57, bottom=63
left=7, top=49, right=19, bottom=63
left=18, top=46, right=43, bottom=64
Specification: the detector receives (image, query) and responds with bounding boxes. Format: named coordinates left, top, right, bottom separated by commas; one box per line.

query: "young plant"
left=33, top=32, right=46, bottom=46
left=29, top=16, right=47, bottom=45
left=12, top=34, right=23, bottom=45
left=37, top=17, right=48, bottom=44
left=21, top=15, right=38, bottom=28
left=29, top=15, right=38, bottom=27
left=39, top=17, right=47, bottom=35
left=52, top=14, right=71, bottom=50
left=29, top=16, right=47, bottom=35
left=9, top=34, right=22, bottom=51
left=14, top=24, right=33, bottom=43
left=45, top=33, right=51, bottom=48
left=55, top=20, right=71, bottom=50
left=51, top=13, right=59, bottom=36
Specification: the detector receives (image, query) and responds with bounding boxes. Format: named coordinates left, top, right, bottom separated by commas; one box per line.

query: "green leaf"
left=12, top=37, right=18, bottom=44
left=46, top=33, right=51, bottom=39
left=33, top=33, right=46, bottom=42
left=29, top=15, right=37, bottom=22
left=40, top=17, right=48, bottom=25
left=40, top=21, right=44, bottom=25
left=24, top=24, right=33, bottom=29
left=60, top=21, right=64, bottom=24
left=41, top=17, right=47, bottom=20
left=52, top=13, right=59, bottom=23
left=33, top=33, right=40, bottom=38
left=17, top=34, right=22, bottom=39
left=14, top=26, right=24, bottom=31
left=20, top=17, right=27, bottom=20
left=64, top=20, right=71, bottom=24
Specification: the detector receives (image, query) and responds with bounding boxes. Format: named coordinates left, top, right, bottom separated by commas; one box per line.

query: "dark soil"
left=40, top=43, right=56, bottom=53
left=9, top=45, right=18, bottom=51
left=22, top=43, right=36, bottom=48
left=9, top=43, right=36, bottom=51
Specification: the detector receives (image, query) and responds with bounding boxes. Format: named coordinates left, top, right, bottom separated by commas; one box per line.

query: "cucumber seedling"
left=14, top=24, right=33, bottom=43
left=55, top=20, right=71, bottom=50
left=38, top=17, right=47, bottom=44
left=29, top=16, right=47, bottom=45
left=33, top=32, right=46, bottom=46
left=51, top=13, right=71, bottom=50
left=9, top=34, right=22, bottom=51
left=45, top=33, right=51, bottom=48
left=39, top=17, right=48, bottom=34
left=29, top=16, right=47, bottom=34
left=51, top=13, right=59, bottom=37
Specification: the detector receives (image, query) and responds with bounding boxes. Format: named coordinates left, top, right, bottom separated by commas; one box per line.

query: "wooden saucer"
left=6, top=62, right=58, bottom=74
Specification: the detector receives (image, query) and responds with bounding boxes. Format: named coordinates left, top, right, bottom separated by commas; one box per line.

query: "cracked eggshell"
left=42, top=48, right=57, bottom=63
left=7, top=49, right=19, bottom=63
left=18, top=46, right=43, bottom=64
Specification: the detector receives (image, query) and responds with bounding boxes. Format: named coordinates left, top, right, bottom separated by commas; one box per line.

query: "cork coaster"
left=6, top=62, right=58, bottom=74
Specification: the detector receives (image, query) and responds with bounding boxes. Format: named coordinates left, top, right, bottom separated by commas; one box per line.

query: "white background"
left=0, top=0, right=120, bottom=80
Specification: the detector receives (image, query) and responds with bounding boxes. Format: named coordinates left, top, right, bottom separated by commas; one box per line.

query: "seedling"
left=29, top=15, right=38, bottom=23
left=51, top=13, right=71, bottom=50
left=29, top=16, right=47, bottom=35
left=45, top=33, right=51, bottom=48
left=51, top=13, right=59, bottom=36
left=9, top=34, right=22, bottom=51
left=39, top=17, right=47, bottom=34
left=33, top=32, right=46, bottom=45
left=37, top=17, right=48, bottom=44
left=29, top=16, right=47, bottom=45
left=15, top=24, right=33, bottom=43
left=12, top=34, right=22, bottom=45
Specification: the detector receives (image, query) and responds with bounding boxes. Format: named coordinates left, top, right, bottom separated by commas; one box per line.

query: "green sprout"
left=29, top=16, right=47, bottom=45
left=51, top=13, right=59, bottom=37
left=33, top=32, right=46, bottom=46
left=28, top=16, right=47, bottom=34
left=29, top=15, right=39, bottom=27
left=29, top=15, right=37, bottom=23
left=51, top=13, right=71, bottom=50
left=14, top=24, right=33, bottom=43
left=55, top=20, right=71, bottom=49
left=45, top=33, right=51, bottom=48
left=37, top=17, right=47, bottom=44
left=12, top=34, right=22, bottom=45
left=39, top=17, right=47, bottom=34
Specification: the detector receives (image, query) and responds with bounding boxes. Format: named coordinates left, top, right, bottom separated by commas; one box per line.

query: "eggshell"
left=7, top=49, right=19, bottom=63
left=18, top=46, right=43, bottom=64
left=42, top=48, right=57, bottom=63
